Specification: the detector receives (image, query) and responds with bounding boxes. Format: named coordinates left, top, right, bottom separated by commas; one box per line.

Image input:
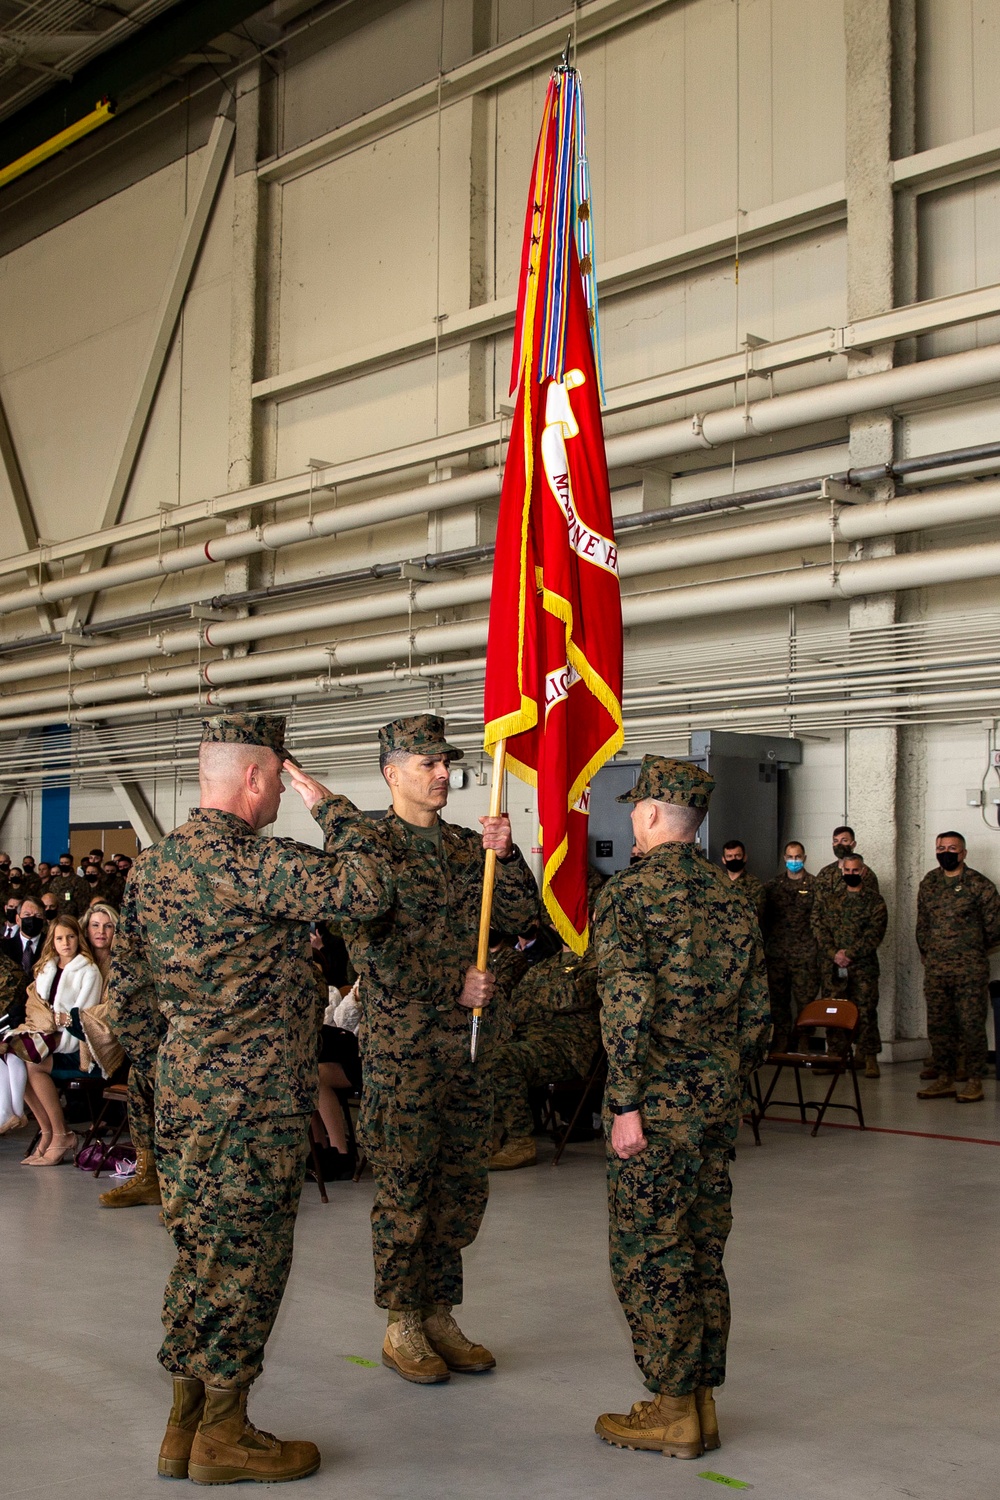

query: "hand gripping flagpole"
left=471, top=738, right=507, bottom=1062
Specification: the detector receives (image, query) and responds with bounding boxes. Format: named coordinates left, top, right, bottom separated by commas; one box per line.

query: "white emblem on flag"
left=544, top=661, right=581, bottom=719
left=541, top=371, right=619, bottom=576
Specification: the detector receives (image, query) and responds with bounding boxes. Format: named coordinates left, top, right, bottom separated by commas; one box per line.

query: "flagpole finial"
left=559, top=32, right=572, bottom=71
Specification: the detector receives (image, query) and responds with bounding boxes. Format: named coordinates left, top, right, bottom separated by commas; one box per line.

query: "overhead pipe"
left=3, top=470, right=1000, bottom=692
left=3, top=339, right=1000, bottom=621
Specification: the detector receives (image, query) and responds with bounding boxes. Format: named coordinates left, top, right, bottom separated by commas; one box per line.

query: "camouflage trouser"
left=127, top=1065, right=155, bottom=1151
left=491, top=1023, right=595, bottom=1142
left=607, top=1118, right=737, bottom=1397
left=765, top=953, right=818, bottom=1045
left=360, top=1047, right=491, bottom=1311
left=924, top=968, right=989, bottom=1078
left=822, top=964, right=882, bottom=1058
left=156, top=1111, right=309, bottom=1387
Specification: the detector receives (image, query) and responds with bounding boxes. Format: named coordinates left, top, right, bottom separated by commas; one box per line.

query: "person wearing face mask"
left=718, top=840, right=765, bottom=924
left=1, top=898, right=48, bottom=976
left=814, top=825, right=880, bottom=901
left=762, top=842, right=819, bottom=1052
left=47, top=852, right=92, bottom=917
left=915, top=832, right=1000, bottom=1103
left=41, top=894, right=58, bottom=922
left=2, top=902, right=19, bottom=940
left=19, top=858, right=42, bottom=899
left=6, top=867, right=26, bottom=904
left=810, top=854, right=887, bottom=1077
left=0, top=853, right=11, bottom=906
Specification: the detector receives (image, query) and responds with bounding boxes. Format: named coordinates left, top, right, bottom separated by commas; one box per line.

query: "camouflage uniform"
left=325, top=716, right=538, bottom=1313
left=916, top=864, right=1000, bottom=1079
left=595, top=758, right=770, bottom=1399
left=491, top=949, right=601, bottom=1145
left=106, top=713, right=387, bottom=1388
left=722, top=869, right=766, bottom=925
left=811, top=881, right=887, bottom=1057
left=814, top=858, right=880, bottom=901
left=47, top=869, right=93, bottom=917
left=762, top=871, right=819, bottom=1046
left=0, top=947, right=27, bottom=1029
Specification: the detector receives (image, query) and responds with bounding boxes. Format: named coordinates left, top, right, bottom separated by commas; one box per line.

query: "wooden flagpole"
left=470, top=738, right=507, bottom=1062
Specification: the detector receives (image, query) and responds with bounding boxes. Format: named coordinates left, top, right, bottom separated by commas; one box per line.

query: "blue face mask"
left=785, top=858, right=805, bottom=873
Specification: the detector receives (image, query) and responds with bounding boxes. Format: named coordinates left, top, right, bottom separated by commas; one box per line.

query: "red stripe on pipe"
left=760, top=1114, right=1000, bottom=1147
left=204, top=540, right=216, bottom=562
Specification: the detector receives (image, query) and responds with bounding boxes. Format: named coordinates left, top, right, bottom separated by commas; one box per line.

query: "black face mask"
left=19, top=916, right=43, bottom=939
left=43, top=909, right=56, bottom=922
left=937, top=850, right=961, bottom=872
left=59, top=864, right=72, bottom=874
left=4, top=906, right=16, bottom=922
left=85, top=871, right=99, bottom=882
left=843, top=872, right=863, bottom=887
left=833, top=842, right=852, bottom=858
left=723, top=857, right=745, bottom=872
left=9, top=879, right=22, bottom=889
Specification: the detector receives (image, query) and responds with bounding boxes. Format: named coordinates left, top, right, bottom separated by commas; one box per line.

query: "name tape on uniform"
left=698, top=1472, right=752, bottom=1490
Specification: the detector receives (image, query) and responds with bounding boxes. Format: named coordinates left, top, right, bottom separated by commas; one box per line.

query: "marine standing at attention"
left=762, top=840, right=819, bottom=1051
left=285, top=714, right=538, bottom=1385
left=106, top=713, right=388, bottom=1485
left=592, top=756, right=769, bottom=1461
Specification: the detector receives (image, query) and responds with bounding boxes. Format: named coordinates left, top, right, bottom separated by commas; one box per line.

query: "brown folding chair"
left=754, top=998, right=866, bottom=1137
left=307, top=1114, right=329, bottom=1204
left=86, top=1082, right=131, bottom=1177
left=544, top=1046, right=608, bottom=1167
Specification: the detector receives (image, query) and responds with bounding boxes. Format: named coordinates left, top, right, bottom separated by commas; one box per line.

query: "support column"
left=843, top=0, right=920, bottom=1056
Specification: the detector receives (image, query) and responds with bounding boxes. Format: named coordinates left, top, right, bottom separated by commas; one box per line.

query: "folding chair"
left=78, top=1081, right=131, bottom=1177
left=307, top=1114, right=329, bottom=1204
left=544, top=1045, right=608, bottom=1167
left=754, top=998, right=865, bottom=1137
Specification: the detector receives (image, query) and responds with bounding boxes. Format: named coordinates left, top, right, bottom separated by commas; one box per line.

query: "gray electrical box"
left=588, top=731, right=801, bottom=881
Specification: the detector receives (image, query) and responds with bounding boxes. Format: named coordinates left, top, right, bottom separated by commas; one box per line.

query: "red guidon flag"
left=484, top=64, right=623, bottom=954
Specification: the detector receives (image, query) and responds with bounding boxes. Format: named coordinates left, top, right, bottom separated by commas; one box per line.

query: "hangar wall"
left=2, top=0, right=1000, bottom=1050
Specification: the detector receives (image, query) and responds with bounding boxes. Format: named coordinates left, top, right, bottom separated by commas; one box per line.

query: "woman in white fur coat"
left=5, top=915, right=103, bottom=1165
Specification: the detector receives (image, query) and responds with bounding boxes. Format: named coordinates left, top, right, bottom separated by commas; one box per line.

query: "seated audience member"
left=2, top=915, right=102, bottom=1165
left=489, top=943, right=601, bottom=1171
left=0, top=948, right=29, bottom=1132
left=41, top=893, right=58, bottom=922
left=1, top=897, right=46, bottom=973
left=36, top=861, right=52, bottom=892
left=2, top=901, right=18, bottom=940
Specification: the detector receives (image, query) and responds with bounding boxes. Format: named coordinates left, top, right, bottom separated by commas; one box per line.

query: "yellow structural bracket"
left=0, top=99, right=116, bottom=192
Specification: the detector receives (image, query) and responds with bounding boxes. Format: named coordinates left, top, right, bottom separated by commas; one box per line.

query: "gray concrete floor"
left=2, top=1062, right=999, bottom=1499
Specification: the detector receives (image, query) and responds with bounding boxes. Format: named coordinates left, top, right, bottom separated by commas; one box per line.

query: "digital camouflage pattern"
left=724, top=869, right=766, bottom=925
left=323, top=799, right=538, bottom=1310
left=45, top=869, right=93, bottom=918
left=916, top=864, right=1000, bottom=1078
left=811, top=880, right=888, bottom=1057
left=106, top=799, right=389, bottom=1384
left=157, top=1112, right=309, bottom=1387
left=594, top=842, right=770, bottom=1397
left=814, top=858, right=880, bottom=901
left=126, top=1059, right=157, bottom=1151
left=201, top=712, right=291, bottom=755
left=0, top=946, right=27, bottom=1029
left=492, top=949, right=601, bottom=1143
left=762, top=870, right=819, bottom=1045
left=378, top=713, right=463, bottom=760
left=616, top=755, right=714, bottom=808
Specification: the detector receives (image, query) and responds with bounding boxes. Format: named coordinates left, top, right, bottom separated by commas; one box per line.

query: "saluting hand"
left=480, top=813, right=513, bottom=860
left=458, top=965, right=495, bottom=1010
left=611, top=1110, right=648, bottom=1160
left=284, top=760, right=333, bottom=813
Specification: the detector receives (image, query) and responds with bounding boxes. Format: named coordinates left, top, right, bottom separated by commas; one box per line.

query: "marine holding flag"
left=483, top=61, right=623, bottom=954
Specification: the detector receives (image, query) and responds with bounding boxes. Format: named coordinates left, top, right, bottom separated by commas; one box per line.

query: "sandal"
left=22, top=1135, right=51, bottom=1165
left=34, top=1131, right=79, bottom=1166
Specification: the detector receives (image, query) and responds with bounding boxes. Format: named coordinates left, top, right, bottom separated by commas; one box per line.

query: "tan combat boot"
left=488, top=1136, right=537, bottom=1171
left=99, top=1147, right=161, bottom=1208
left=918, top=1061, right=939, bottom=1080
left=956, top=1077, right=984, bottom=1103
left=696, top=1387, right=720, bottom=1451
left=157, top=1376, right=205, bottom=1478
left=422, top=1306, right=496, bottom=1373
left=187, top=1386, right=320, bottom=1485
left=381, top=1312, right=450, bottom=1384
left=917, top=1076, right=956, bottom=1099
left=864, top=1056, right=881, bottom=1079
left=595, top=1392, right=703, bottom=1459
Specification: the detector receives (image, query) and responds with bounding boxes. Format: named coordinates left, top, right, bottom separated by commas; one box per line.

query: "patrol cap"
left=378, top=714, right=463, bottom=760
left=616, top=755, right=715, bottom=808
left=201, top=713, right=301, bottom=765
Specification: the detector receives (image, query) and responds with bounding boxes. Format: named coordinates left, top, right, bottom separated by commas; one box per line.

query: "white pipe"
left=4, top=472, right=1000, bottom=692
left=3, top=339, right=1000, bottom=620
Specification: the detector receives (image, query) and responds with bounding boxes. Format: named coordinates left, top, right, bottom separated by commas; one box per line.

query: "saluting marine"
left=108, top=713, right=389, bottom=1486
left=593, top=756, right=769, bottom=1461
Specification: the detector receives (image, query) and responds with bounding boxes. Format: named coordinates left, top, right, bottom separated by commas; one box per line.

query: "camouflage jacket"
left=321, top=800, right=538, bottom=1058
left=0, top=948, right=27, bottom=1031
left=509, top=949, right=601, bottom=1078
left=762, top=871, right=819, bottom=958
left=594, top=843, right=770, bottom=1131
left=721, top=869, right=766, bottom=924
left=46, top=871, right=93, bottom=918
left=106, top=804, right=389, bottom=1121
left=815, top=860, right=880, bottom=900
left=916, top=865, right=1000, bottom=975
left=811, top=882, right=887, bottom=973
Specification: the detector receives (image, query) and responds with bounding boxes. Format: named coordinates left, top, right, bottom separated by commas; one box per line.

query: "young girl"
left=4, top=916, right=103, bottom=1166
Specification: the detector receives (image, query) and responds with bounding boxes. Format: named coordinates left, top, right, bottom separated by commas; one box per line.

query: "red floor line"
left=761, top=1114, right=1000, bottom=1147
